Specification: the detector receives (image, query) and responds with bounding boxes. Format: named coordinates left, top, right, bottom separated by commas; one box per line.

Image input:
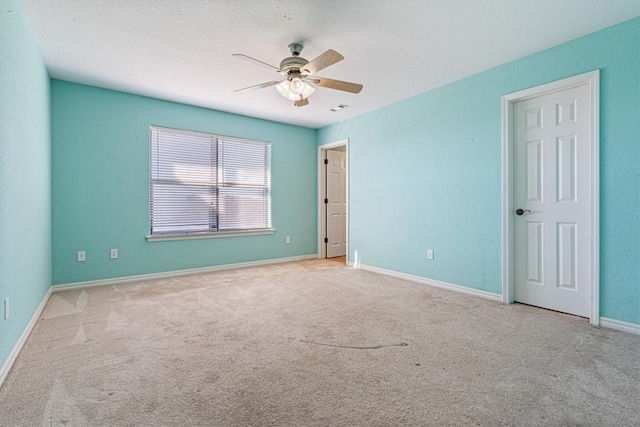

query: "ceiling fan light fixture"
left=276, top=79, right=315, bottom=101
left=290, top=77, right=304, bottom=95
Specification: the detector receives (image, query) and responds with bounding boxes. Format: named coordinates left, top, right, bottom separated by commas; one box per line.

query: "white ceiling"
left=20, top=1, right=640, bottom=129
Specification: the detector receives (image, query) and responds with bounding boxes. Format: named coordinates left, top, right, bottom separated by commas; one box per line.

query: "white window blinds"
left=150, top=126, right=271, bottom=236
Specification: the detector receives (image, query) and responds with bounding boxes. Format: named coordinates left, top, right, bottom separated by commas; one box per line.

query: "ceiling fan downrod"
left=288, top=43, right=303, bottom=56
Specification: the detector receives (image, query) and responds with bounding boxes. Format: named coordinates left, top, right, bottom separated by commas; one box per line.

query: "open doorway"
left=318, top=139, right=348, bottom=263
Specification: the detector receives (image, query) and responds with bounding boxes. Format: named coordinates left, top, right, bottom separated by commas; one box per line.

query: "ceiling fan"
left=233, top=43, right=363, bottom=107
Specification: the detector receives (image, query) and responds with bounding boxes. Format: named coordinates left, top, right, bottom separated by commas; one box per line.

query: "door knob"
left=515, top=208, right=531, bottom=216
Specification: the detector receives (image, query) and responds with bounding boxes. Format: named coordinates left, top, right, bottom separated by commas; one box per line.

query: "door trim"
left=501, top=70, right=600, bottom=324
left=318, top=139, right=349, bottom=262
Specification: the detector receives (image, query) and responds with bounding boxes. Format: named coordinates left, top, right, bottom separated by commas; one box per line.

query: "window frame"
left=146, top=125, right=274, bottom=242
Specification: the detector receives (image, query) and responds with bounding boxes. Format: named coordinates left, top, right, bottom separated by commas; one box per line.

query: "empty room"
left=1, top=1, right=639, bottom=425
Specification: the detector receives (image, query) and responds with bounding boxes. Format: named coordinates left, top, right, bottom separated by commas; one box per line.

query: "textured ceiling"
left=20, top=1, right=640, bottom=129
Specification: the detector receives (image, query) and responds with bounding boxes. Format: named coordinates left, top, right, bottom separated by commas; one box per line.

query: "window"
left=149, top=126, right=272, bottom=239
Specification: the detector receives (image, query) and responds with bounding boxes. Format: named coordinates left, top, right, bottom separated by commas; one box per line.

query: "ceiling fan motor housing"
left=280, top=56, right=309, bottom=74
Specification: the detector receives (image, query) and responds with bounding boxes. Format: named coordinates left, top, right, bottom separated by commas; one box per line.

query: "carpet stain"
left=290, top=337, right=409, bottom=350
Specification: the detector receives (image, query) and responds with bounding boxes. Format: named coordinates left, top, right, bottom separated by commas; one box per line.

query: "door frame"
left=501, top=70, right=600, bottom=325
left=318, top=139, right=349, bottom=261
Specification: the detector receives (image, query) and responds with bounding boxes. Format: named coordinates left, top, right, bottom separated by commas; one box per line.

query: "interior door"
left=513, top=83, right=592, bottom=317
left=326, top=149, right=346, bottom=258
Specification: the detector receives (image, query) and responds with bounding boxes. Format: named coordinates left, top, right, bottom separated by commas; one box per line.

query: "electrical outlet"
left=427, top=249, right=434, bottom=260
left=77, top=251, right=86, bottom=262
left=285, top=236, right=291, bottom=244
left=4, top=298, right=9, bottom=320
left=110, top=248, right=118, bottom=259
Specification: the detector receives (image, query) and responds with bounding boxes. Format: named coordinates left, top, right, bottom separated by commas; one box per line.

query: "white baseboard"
left=0, top=287, right=52, bottom=389
left=53, top=254, right=318, bottom=292
left=354, top=263, right=640, bottom=334
left=355, top=263, right=503, bottom=302
left=600, top=317, right=640, bottom=335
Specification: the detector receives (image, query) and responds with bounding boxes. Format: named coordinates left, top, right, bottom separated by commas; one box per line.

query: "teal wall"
left=0, top=1, right=52, bottom=369
left=318, top=18, right=640, bottom=325
left=51, top=81, right=317, bottom=285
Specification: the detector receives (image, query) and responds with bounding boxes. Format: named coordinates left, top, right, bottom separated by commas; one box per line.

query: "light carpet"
left=1, top=258, right=639, bottom=426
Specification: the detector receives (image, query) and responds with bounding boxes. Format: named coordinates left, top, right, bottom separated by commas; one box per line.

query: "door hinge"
left=324, top=159, right=329, bottom=164
left=324, top=198, right=328, bottom=204
left=324, top=237, right=329, bottom=243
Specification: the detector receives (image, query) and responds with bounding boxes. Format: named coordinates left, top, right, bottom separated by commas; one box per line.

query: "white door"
left=513, top=83, right=592, bottom=317
left=326, top=149, right=346, bottom=258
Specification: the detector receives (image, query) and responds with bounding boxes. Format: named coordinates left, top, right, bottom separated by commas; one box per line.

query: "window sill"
left=146, top=228, right=276, bottom=242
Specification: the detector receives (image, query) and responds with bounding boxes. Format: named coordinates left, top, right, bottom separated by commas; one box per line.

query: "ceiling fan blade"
left=301, top=49, right=344, bottom=75
left=232, top=54, right=282, bottom=73
left=307, top=76, right=363, bottom=94
left=234, top=80, right=281, bottom=94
